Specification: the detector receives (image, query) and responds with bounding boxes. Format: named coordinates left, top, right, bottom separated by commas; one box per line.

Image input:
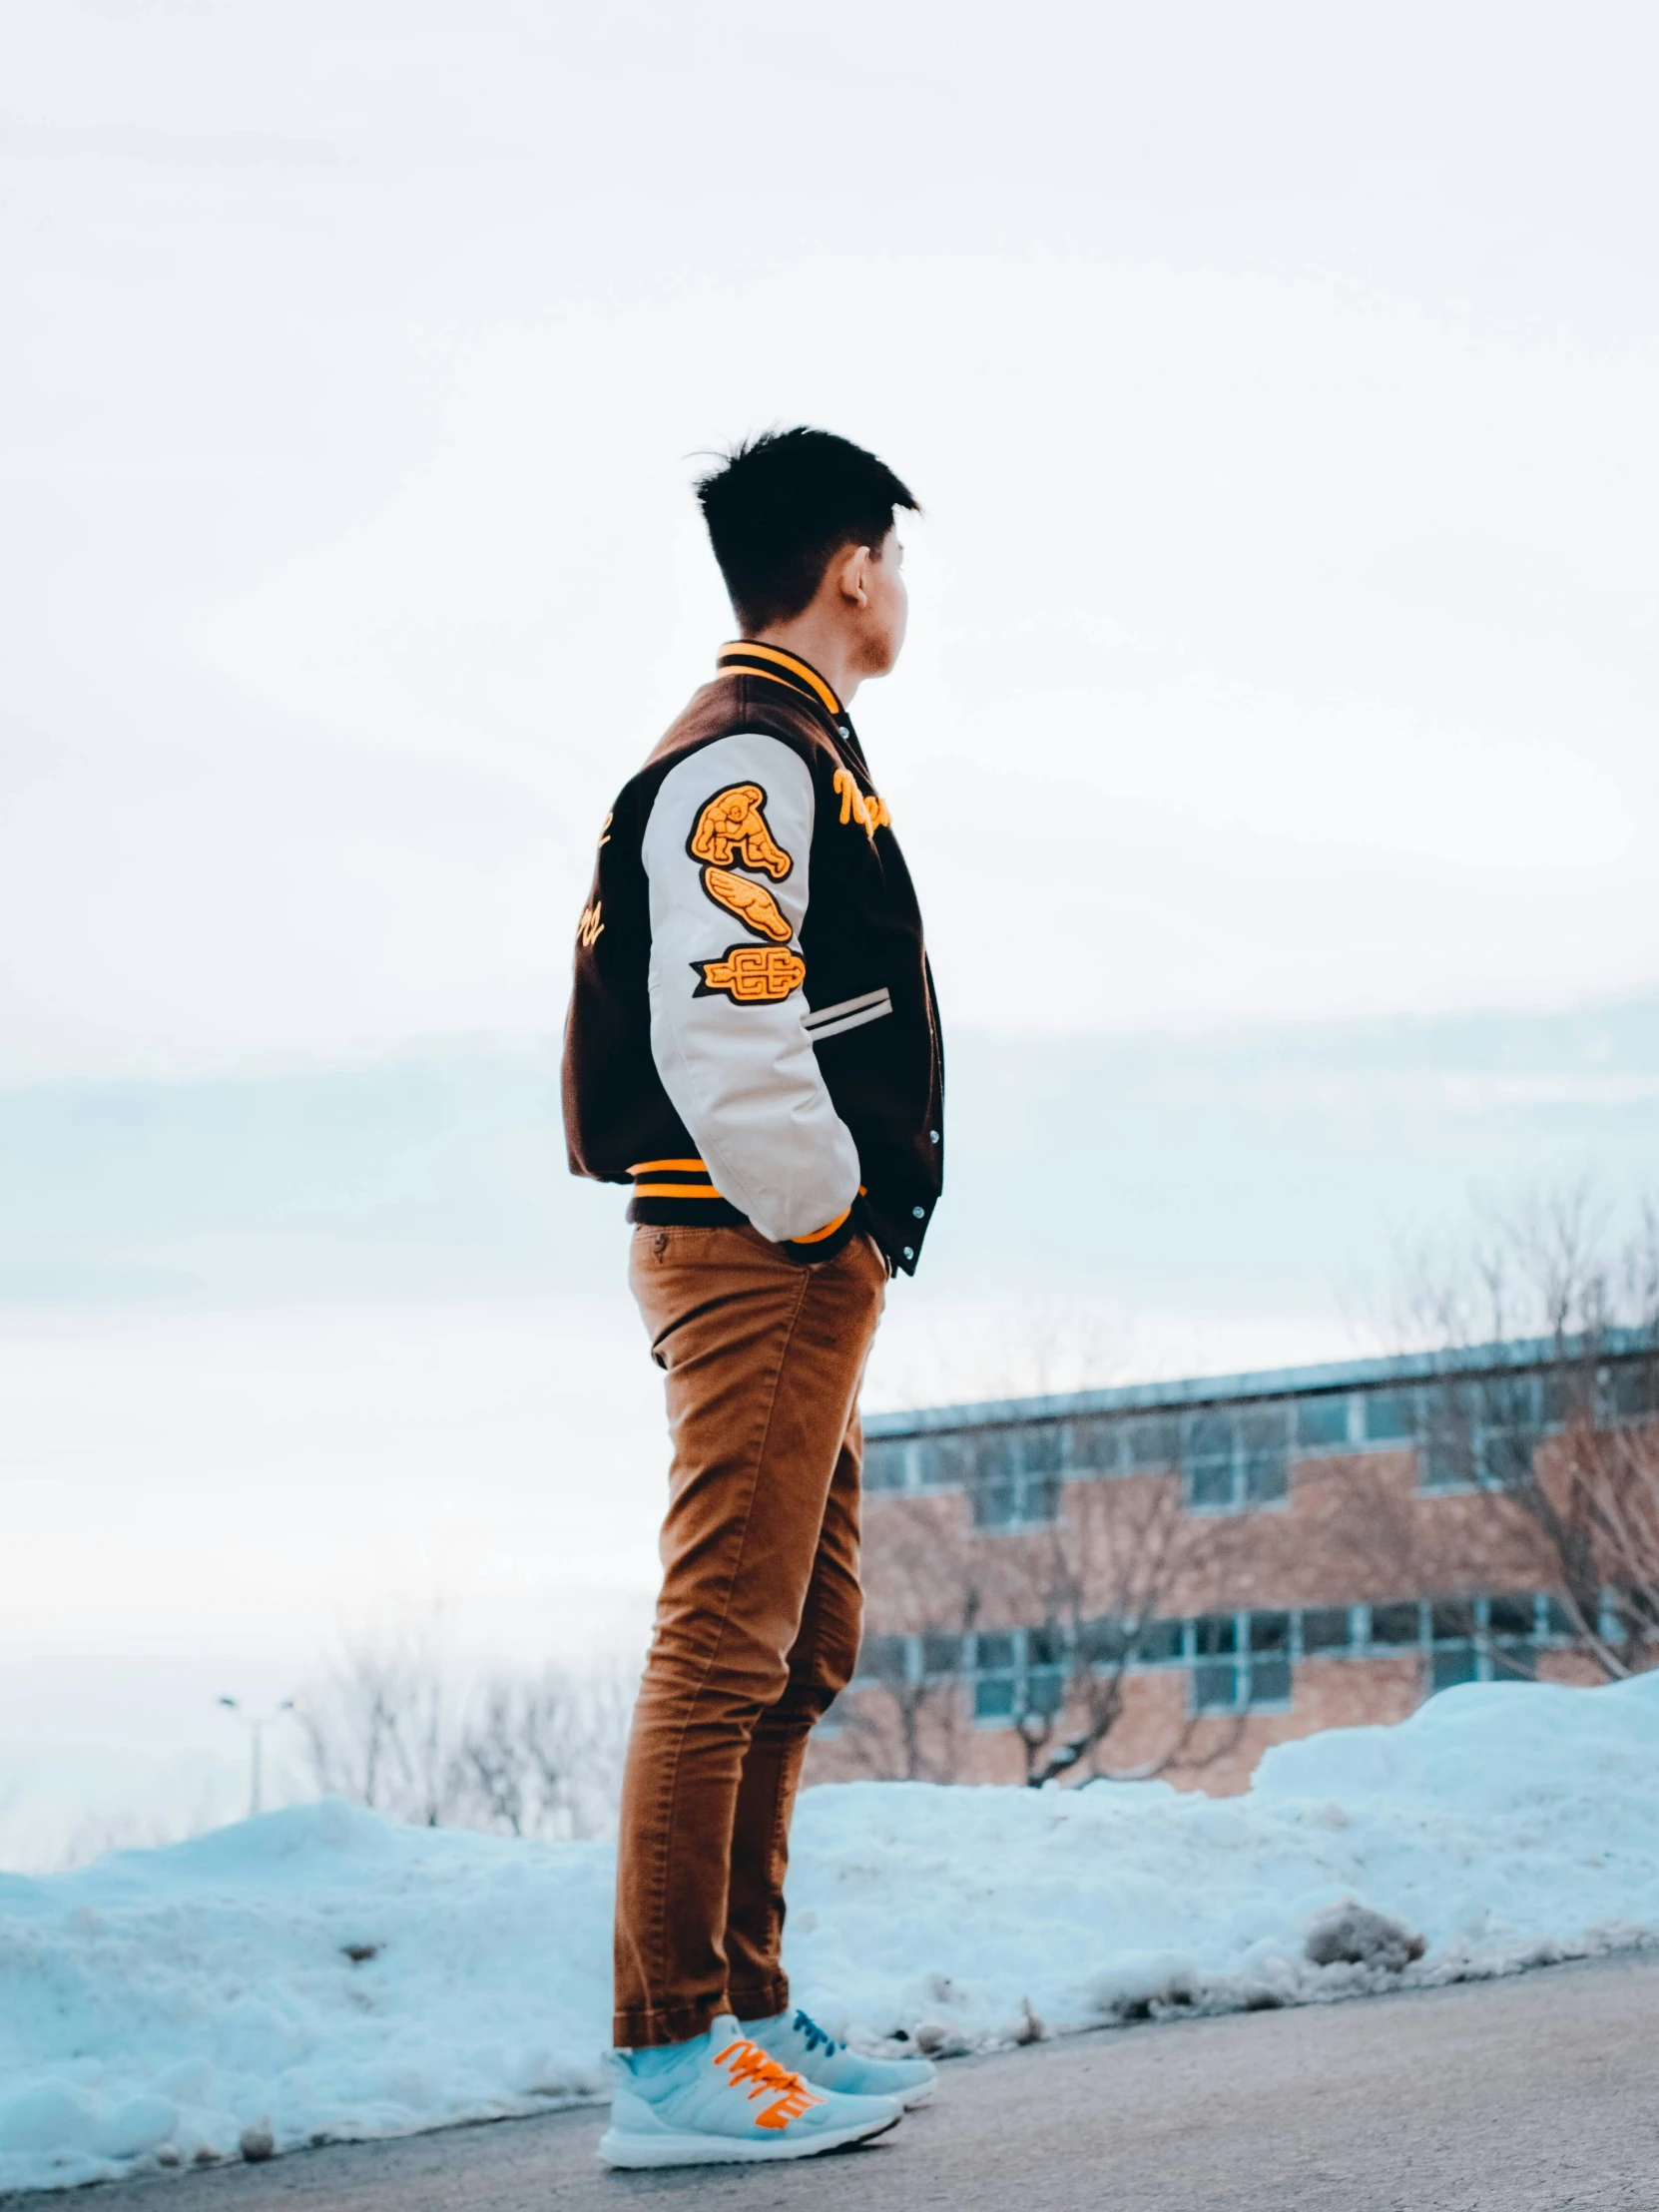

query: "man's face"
left=855, top=527, right=908, bottom=677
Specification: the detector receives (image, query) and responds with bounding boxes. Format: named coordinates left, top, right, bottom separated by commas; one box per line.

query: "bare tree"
left=297, top=1625, right=637, bottom=1838
left=296, top=1619, right=460, bottom=1826
left=1002, top=1474, right=1252, bottom=1787
left=832, top=1457, right=1258, bottom=1789
left=1395, top=1184, right=1659, bottom=1678
left=448, top=1667, right=635, bottom=1841
left=832, top=1498, right=987, bottom=1782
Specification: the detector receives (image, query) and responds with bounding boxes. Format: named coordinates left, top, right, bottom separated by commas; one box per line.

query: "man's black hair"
left=695, top=426, right=918, bottom=634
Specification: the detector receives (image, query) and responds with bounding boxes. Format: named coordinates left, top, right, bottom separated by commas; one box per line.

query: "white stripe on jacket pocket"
left=802, top=987, right=893, bottom=1043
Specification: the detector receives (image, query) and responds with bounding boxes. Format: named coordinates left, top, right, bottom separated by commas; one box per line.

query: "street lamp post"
left=217, top=1696, right=296, bottom=1819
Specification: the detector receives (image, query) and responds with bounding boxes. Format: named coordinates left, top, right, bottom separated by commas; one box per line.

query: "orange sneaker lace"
left=712, top=2037, right=827, bottom=2131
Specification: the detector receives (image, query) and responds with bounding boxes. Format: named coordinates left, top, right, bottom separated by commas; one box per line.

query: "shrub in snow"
left=0, top=1673, right=1654, bottom=2193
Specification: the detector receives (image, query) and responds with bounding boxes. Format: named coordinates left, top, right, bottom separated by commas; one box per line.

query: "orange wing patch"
left=693, top=944, right=806, bottom=1003
left=702, top=866, right=793, bottom=944
left=689, top=785, right=793, bottom=878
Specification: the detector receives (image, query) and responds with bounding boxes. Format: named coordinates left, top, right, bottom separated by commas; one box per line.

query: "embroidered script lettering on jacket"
left=831, top=767, right=891, bottom=836
left=575, top=900, right=604, bottom=948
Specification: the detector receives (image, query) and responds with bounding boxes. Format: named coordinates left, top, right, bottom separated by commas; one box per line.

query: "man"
left=562, top=426, right=943, bottom=2168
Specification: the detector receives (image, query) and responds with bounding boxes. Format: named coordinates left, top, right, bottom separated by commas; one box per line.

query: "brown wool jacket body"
left=561, top=643, right=943, bottom=1274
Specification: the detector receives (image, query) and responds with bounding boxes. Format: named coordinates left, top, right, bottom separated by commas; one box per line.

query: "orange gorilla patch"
left=689, top=785, right=793, bottom=879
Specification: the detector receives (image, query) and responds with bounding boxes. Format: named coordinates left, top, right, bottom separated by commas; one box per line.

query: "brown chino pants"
left=614, top=1221, right=887, bottom=2048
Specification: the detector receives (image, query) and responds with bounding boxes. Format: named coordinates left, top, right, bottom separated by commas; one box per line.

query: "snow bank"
left=3, top=1674, right=1656, bottom=2192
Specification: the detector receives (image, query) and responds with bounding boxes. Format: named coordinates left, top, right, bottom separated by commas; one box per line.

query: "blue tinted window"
left=1430, top=1646, right=1478, bottom=1693
left=1026, top=1666, right=1066, bottom=1716
left=1193, top=1661, right=1240, bottom=1711
left=863, top=1438, right=909, bottom=1491
left=856, top=1633, right=908, bottom=1680
left=1364, top=1391, right=1416, bottom=1442
left=1066, top=1416, right=1123, bottom=1474
left=1300, top=1606, right=1352, bottom=1653
left=914, top=1433, right=976, bottom=1487
left=1296, top=1395, right=1351, bottom=1449
left=974, top=1676, right=1016, bottom=1719
left=1136, top=1618, right=1185, bottom=1663
left=1487, top=1593, right=1536, bottom=1638
left=1248, top=1655, right=1292, bottom=1705
left=1128, top=1416, right=1182, bottom=1468
left=1195, top=1612, right=1238, bottom=1657
left=1370, top=1602, right=1422, bottom=1646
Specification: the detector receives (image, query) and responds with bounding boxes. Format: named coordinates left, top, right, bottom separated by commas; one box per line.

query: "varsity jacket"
left=561, top=642, right=943, bottom=1275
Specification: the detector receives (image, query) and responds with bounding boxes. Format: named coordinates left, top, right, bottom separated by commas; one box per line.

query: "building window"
left=1183, top=1405, right=1289, bottom=1512
left=853, top=1631, right=912, bottom=1684
left=1295, top=1394, right=1352, bottom=1450
left=1606, top=1357, right=1658, bottom=1420
left=920, top=1628, right=962, bottom=1677
left=1369, top=1601, right=1423, bottom=1647
left=973, top=1673, right=1016, bottom=1720
left=863, top=1438, right=910, bottom=1492
left=1127, top=1415, right=1182, bottom=1470
left=1420, top=1378, right=1541, bottom=1494
left=1133, top=1617, right=1186, bottom=1664
left=1189, top=1610, right=1294, bottom=1712
left=969, top=1627, right=1067, bottom=1725
left=968, top=1426, right=1063, bottom=1528
left=1486, top=1592, right=1535, bottom=1638
left=1301, top=1605, right=1355, bottom=1654
left=1430, top=1598, right=1475, bottom=1642
left=1185, top=1619, right=1309, bottom=1716
left=1430, top=1645, right=1478, bottom=1692
left=1066, top=1414, right=1125, bottom=1475
left=1363, top=1390, right=1416, bottom=1443
left=913, top=1432, right=978, bottom=1489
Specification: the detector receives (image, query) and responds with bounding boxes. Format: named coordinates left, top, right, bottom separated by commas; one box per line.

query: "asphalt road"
left=19, top=1953, right=1658, bottom=2212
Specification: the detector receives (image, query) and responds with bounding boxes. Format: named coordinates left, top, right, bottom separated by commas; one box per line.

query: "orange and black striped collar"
left=716, top=641, right=844, bottom=720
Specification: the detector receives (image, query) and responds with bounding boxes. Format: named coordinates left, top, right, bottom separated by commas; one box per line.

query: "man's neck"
left=749, top=617, right=862, bottom=708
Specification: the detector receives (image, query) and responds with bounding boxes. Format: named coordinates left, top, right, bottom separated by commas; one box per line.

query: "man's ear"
left=834, top=544, right=872, bottom=608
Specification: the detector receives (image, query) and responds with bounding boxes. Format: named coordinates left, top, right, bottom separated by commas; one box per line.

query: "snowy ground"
left=2, top=1674, right=1656, bottom=2195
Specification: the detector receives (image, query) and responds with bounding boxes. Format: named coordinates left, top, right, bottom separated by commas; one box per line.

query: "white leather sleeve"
left=641, top=732, right=860, bottom=1243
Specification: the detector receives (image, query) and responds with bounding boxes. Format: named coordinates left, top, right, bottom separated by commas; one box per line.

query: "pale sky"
left=3, top=0, right=1653, bottom=1078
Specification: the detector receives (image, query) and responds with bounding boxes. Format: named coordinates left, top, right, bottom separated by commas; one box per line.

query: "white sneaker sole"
left=897, top=2080, right=935, bottom=2109
left=598, top=2110, right=901, bottom=2169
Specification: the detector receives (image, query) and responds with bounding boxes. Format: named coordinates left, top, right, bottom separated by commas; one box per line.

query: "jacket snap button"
left=929, top=1130, right=939, bottom=1143
left=912, top=1206, right=925, bottom=1219
left=902, top=1246, right=914, bottom=1260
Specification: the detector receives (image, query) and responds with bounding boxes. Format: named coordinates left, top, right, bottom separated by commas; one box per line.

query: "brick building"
left=808, top=1331, right=1656, bottom=1796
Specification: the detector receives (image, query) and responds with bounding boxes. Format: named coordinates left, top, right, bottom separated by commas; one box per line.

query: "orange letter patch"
left=693, top=944, right=807, bottom=1003
left=689, top=785, right=793, bottom=879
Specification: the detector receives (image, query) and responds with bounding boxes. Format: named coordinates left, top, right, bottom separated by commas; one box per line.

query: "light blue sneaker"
left=744, top=2005, right=938, bottom=2108
left=598, top=2012, right=903, bottom=2168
